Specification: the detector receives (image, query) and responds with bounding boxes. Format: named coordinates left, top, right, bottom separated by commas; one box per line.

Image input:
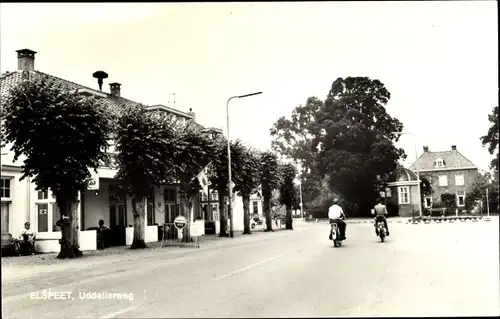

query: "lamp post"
left=227, top=91, right=262, bottom=238
left=296, top=179, right=303, bottom=218
left=392, top=131, right=423, bottom=217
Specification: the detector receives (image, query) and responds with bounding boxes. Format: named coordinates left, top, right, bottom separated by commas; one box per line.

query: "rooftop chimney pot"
left=423, top=146, right=429, bottom=152
left=16, top=49, right=37, bottom=71
left=92, top=71, right=108, bottom=91
left=109, top=82, right=121, bottom=97
left=451, top=145, right=457, bottom=151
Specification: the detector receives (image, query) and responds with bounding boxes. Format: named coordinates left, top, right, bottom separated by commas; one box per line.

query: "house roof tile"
left=1, top=70, right=145, bottom=116
left=409, top=149, right=477, bottom=171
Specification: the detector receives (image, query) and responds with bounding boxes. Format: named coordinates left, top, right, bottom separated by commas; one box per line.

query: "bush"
left=440, top=193, right=457, bottom=215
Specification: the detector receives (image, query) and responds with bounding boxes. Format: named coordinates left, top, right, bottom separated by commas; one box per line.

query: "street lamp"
left=392, top=131, right=423, bottom=217
left=227, top=91, right=262, bottom=238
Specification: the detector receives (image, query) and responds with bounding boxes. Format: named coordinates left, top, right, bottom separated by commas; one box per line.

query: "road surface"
left=2, top=219, right=499, bottom=318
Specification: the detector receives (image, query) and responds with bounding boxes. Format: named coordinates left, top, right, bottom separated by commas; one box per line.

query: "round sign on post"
left=174, top=215, right=187, bottom=230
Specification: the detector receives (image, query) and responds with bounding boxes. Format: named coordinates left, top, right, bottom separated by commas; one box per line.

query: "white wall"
left=230, top=193, right=263, bottom=232
left=1, top=169, right=29, bottom=235
left=35, top=230, right=97, bottom=253
left=126, top=225, right=158, bottom=245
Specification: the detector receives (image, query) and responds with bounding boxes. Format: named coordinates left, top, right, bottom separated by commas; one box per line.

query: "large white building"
left=1, top=48, right=262, bottom=253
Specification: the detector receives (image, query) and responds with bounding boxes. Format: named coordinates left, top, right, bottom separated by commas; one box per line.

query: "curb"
left=408, top=216, right=490, bottom=224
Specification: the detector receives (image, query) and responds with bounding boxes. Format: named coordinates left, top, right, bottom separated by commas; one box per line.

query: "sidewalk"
left=1, top=227, right=296, bottom=280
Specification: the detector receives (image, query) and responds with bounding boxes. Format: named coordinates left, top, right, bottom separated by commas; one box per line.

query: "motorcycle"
left=330, top=222, right=343, bottom=247
left=376, top=220, right=387, bottom=242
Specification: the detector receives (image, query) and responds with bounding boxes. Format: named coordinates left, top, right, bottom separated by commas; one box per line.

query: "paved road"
left=2, top=220, right=499, bottom=318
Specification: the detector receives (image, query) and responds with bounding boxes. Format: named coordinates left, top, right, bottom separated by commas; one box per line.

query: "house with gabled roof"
left=409, top=145, right=479, bottom=211
left=1, top=48, right=230, bottom=253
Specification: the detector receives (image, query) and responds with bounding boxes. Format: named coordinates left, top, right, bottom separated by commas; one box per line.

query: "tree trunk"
left=285, top=204, right=293, bottom=230
left=218, top=187, right=229, bottom=237
left=242, top=195, right=252, bottom=234
left=264, top=192, right=273, bottom=232
left=130, top=197, right=147, bottom=249
left=56, top=200, right=83, bottom=259
left=182, top=197, right=193, bottom=243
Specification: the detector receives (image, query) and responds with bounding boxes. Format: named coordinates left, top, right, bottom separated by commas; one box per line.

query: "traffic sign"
left=174, top=215, right=187, bottom=230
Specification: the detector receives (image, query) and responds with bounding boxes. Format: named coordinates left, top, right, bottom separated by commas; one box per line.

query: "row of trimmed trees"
left=0, top=73, right=300, bottom=259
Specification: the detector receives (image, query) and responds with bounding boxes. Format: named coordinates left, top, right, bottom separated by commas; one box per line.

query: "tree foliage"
left=270, top=78, right=406, bottom=216
left=233, top=146, right=262, bottom=234
left=172, top=122, right=218, bottom=241
left=310, top=77, right=406, bottom=216
left=464, top=172, right=499, bottom=213
left=1, top=73, right=112, bottom=258
left=114, top=105, right=178, bottom=249
left=420, top=175, right=433, bottom=197
left=209, top=137, right=246, bottom=237
left=278, top=162, right=298, bottom=229
left=259, top=151, right=282, bottom=231
left=480, top=106, right=499, bottom=175
left=270, top=97, right=324, bottom=207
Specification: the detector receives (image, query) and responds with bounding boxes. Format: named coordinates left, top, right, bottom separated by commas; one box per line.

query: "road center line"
left=211, top=251, right=292, bottom=282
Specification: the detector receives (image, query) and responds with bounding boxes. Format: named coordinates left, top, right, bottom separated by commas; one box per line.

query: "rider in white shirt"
left=328, top=198, right=347, bottom=240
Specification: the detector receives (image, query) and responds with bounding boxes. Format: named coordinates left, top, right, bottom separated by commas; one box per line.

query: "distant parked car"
left=251, top=214, right=264, bottom=229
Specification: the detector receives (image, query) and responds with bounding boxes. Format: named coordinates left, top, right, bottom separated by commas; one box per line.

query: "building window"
left=435, top=158, right=445, bottom=168
left=200, top=191, right=208, bottom=202
left=147, top=188, right=155, bottom=226
left=164, top=188, right=176, bottom=202
left=1, top=202, right=10, bottom=233
left=109, top=185, right=126, bottom=202
left=438, top=175, right=448, bottom=187
left=398, top=187, right=410, bottom=204
left=457, top=190, right=465, bottom=207
left=252, top=201, right=259, bottom=215
left=424, top=197, right=433, bottom=208
left=38, top=189, right=49, bottom=200
left=210, top=191, right=219, bottom=202
left=1, top=178, right=11, bottom=198
left=455, top=174, right=464, bottom=186
left=212, top=203, right=219, bottom=221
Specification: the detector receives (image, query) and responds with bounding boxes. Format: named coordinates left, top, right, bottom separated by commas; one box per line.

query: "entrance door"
left=109, top=203, right=126, bottom=246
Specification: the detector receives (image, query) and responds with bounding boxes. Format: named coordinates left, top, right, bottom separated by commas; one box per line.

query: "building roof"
left=387, top=167, right=419, bottom=183
left=0, top=70, right=193, bottom=119
left=409, top=149, right=477, bottom=171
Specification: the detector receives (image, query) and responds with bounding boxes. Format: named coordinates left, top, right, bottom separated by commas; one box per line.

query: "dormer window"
left=435, top=158, right=445, bottom=168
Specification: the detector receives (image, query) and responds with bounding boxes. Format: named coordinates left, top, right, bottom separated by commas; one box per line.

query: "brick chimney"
left=451, top=145, right=457, bottom=151
left=16, top=49, right=37, bottom=71
left=109, top=83, right=121, bottom=97
left=423, top=146, right=429, bottom=152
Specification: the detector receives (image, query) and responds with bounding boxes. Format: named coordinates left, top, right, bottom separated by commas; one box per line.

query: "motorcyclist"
left=328, top=198, right=347, bottom=240
left=372, top=198, right=389, bottom=236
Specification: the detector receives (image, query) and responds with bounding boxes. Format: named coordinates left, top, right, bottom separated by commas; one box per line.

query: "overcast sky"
left=1, top=2, right=497, bottom=171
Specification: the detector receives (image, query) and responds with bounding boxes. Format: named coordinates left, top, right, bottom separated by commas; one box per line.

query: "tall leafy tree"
left=278, top=163, right=298, bottom=230
left=1, top=73, right=112, bottom=259
left=209, top=137, right=246, bottom=237
left=310, top=77, right=406, bottom=216
left=259, top=151, right=282, bottom=231
left=270, top=97, right=324, bottom=207
left=114, top=105, right=176, bottom=249
left=480, top=106, right=499, bottom=178
left=465, top=172, right=498, bottom=212
left=233, top=146, right=261, bottom=234
left=172, top=122, right=217, bottom=242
